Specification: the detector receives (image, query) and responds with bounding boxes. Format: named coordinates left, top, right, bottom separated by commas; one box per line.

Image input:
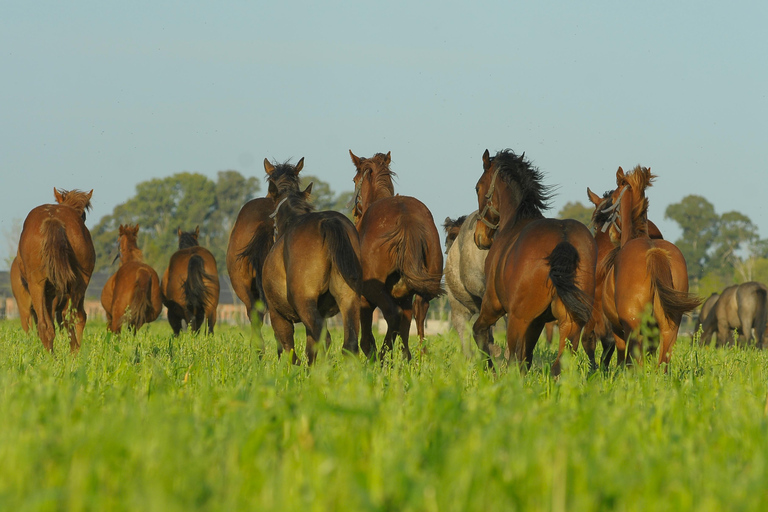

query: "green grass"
left=0, top=319, right=767, bottom=511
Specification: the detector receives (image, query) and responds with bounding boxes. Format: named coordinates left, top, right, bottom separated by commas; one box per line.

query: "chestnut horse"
left=262, top=182, right=362, bottom=364
left=592, top=166, right=701, bottom=366
left=472, top=150, right=597, bottom=374
left=161, top=227, right=220, bottom=335
left=10, top=256, right=34, bottom=332
left=349, top=150, right=444, bottom=360
left=101, top=225, right=163, bottom=333
left=584, top=188, right=664, bottom=367
left=16, top=188, right=95, bottom=352
left=226, top=158, right=304, bottom=326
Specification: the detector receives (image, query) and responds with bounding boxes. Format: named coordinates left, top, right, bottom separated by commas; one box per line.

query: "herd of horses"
left=12, top=148, right=723, bottom=373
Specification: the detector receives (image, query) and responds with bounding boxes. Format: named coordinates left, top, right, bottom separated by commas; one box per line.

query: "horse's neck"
left=121, top=246, right=144, bottom=264
left=360, top=179, right=393, bottom=215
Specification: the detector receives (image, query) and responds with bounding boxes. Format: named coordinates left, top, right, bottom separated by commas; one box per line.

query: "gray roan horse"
left=699, top=282, right=767, bottom=348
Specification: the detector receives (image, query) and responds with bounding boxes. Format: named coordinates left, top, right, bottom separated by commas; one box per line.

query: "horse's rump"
left=546, top=241, right=593, bottom=325
left=128, top=266, right=154, bottom=327
left=39, top=217, right=79, bottom=296
left=320, top=217, right=361, bottom=292
left=382, top=217, right=444, bottom=301
left=184, top=255, right=215, bottom=316
left=646, top=247, right=701, bottom=321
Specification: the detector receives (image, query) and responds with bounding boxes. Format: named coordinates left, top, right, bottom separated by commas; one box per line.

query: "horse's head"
left=178, top=226, right=200, bottom=249
left=270, top=183, right=314, bottom=240
left=349, top=150, right=395, bottom=219
left=474, top=149, right=501, bottom=249
left=53, top=188, right=93, bottom=221
left=443, top=215, right=466, bottom=253
left=117, top=224, right=142, bottom=263
left=265, top=157, right=304, bottom=200
left=600, top=166, right=655, bottom=246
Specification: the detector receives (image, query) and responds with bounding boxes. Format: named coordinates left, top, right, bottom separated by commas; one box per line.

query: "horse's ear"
left=132, top=224, right=140, bottom=234
left=616, top=166, right=625, bottom=185
left=295, top=157, right=304, bottom=174
left=86, top=189, right=93, bottom=202
left=482, top=149, right=491, bottom=171
left=118, top=225, right=125, bottom=236
left=303, top=182, right=313, bottom=198
left=177, top=227, right=182, bottom=237
left=264, top=158, right=275, bottom=176
left=349, top=150, right=361, bottom=168
left=194, top=226, right=200, bottom=239
left=384, top=151, right=391, bottom=166
left=587, top=187, right=602, bottom=206
left=53, top=188, right=64, bottom=204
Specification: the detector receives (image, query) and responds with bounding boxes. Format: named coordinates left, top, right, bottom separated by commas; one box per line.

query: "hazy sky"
left=2, top=1, right=766, bottom=270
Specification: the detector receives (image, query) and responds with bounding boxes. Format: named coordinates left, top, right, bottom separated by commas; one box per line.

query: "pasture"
left=0, top=320, right=767, bottom=511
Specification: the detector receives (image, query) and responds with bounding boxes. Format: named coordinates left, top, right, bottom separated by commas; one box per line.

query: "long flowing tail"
left=184, top=255, right=215, bottom=320
left=383, top=220, right=444, bottom=301
left=647, top=248, right=702, bottom=321
left=321, top=218, right=362, bottom=292
left=128, top=267, right=154, bottom=329
left=547, top=242, right=593, bottom=325
left=39, top=217, right=79, bottom=297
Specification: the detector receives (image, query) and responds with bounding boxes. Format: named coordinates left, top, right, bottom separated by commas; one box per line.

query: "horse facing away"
left=161, top=227, right=220, bottom=335
left=16, top=188, right=96, bottom=352
left=349, top=150, right=444, bottom=360
left=584, top=187, right=665, bottom=367
left=262, top=181, right=362, bottom=364
left=694, top=292, right=720, bottom=342
left=593, top=166, right=701, bottom=366
left=472, top=149, right=598, bottom=374
left=226, top=158, right=304, bottom=328
left=101, top=225, right=163, bottom=334
left=11, top=256, right=34, bottom=332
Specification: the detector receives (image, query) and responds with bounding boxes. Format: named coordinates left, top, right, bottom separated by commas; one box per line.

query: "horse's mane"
left=443, top=215, right=467, bottom=233
left=55, top=189, right=92, bottom=214
left=266, top=160, right=303, bottom=196
left=178, top=231, right=200, bottom=249
left=590, top=191, right=614, bottom=231
left=360, top=153, right=397, bottom=196
left=617, top=165, right=655, bottom=238
left=283, top=189, right=315, bottom=217
left=491, top=149, right=553, bottom=219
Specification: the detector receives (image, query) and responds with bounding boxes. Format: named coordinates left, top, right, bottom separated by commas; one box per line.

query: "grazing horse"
left=592, top=166, right=701, bottom=366
left=16, top=188, right=95, bottom=352
left=694, top=292, right=720, bottom=342
left=700, top=282, right=767, bottom=348
left=161, top=227, right=220, bottom=335
left=10, top=256, right=33, bottom=332
left=349, top=150, right=444, bottom=360
left=472, top=149, right=597, bottom=374
left=226, top=158, right=304, bottom=325
left=584, top=188, right=665, bottom=367
left=262, top=182, right=362, bottom=364
left=101, top=224, right=163, bottom=333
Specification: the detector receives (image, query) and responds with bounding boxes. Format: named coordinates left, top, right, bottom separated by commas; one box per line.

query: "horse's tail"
left=321, top=217, right=362, bottom=292
left=184, top=255, right=215, bottom=318
left=647, top=248, right=702, bottom=321
left=39, top=217, right=79, bottom=296
left=128, top=267, right=154, bottom=329
left=547, top=242, right=593, bottom=325
left=237, top=226, right=273, bottom=298
left=384, top=221, right=444, bottom=301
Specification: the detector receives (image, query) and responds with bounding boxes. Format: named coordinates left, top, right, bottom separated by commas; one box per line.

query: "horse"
left=226, top=158, right=304, bottom=327
left=261, top=181, right=362, bottom=364
left=161, top=227, right=220, bottom=335
left=699, top=282, right=767, bottom=348
left=584, top=188, right=665, bottom=367
left=694, top=292, right=720, bottom=341
left=100, top=224, right=163, bottom=334
left=592, top=166, right=701, bottom=366
left=349, top=150, right=444, bottom=360
left=10, top=256, right=34, bottom=332
left=472, top=149, right=597, bottom=374
left=16, top=188, right=95, bottom=352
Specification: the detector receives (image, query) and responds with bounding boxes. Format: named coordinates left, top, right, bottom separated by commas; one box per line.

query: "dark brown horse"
left=262, top=182, right=362, bottom=364
left=584, top=188, right=665, bottom=367
left=226, top=158, right=304, bottom=326
left=472, top=149, right=597, bottom=374
left=16, top=188, right=95, bottom=352
left=349, top=150, right=444, bottom=360
left=101, top=224, right=163, bottom=333
left=592, top=166, right=701, bottom=366
left=161, top=227, right=220, bottom=335
left=10, top=256, right=33, bottom=332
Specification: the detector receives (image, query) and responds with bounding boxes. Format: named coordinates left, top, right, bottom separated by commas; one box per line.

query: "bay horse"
left=101, top=224, right=163, bottom=333
left=226, top=158, right=304, bottom=326
left=262, top=181, right=362, bottom=364
left=16, top=188, right=95, bottom=352
left=592, top=166, right=701, bottom=366
left=161, top=227, right=220, bottom=335
left=584, top=187, right=665, bottom=367
left=349, top=150, right=444, bottom=360
left=472, top=149, right=597, bottom=374
left=10, top=256, right=34, bottom=332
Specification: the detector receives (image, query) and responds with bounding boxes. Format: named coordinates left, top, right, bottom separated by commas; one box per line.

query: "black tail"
left=237, top=225, right=273, bottom=299
left=322, top=218, right=362, bottom=292
left=184, top=255, right=215, bottom=321
left=547, top=242, right=593, bottom=325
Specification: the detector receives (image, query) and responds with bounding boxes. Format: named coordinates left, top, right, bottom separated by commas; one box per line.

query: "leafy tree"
left=300, top=175, right=354, bottom=219
left=91, top=171, right=260, bottom=275
left=664, top=195, right=719, bottom=281
left=710, top=211, right=758, bottom=272
left=557, top=201, right=593, bottom=228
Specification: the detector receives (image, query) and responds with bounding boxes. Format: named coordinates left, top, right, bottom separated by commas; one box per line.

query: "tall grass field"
left=0, top=319, right=766, bottom=511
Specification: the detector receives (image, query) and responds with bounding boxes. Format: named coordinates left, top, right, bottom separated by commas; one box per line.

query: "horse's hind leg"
left=296, top=300, right=325, bottom=365
left=396, top=297, right=414, bottom=361
left=552, top=316, right=584, bottom=376
left=31, top=286, right=55, bottom=351
left=360, top=300, right=376, bottom=358
left=269, top=310, right=297, bottom=363
left=472, top=301, right=505, bottom=369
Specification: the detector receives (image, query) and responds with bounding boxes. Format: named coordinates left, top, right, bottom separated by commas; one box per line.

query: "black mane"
left=178, top=231, right=199, bottom=249
left=590, top=190, right=614, bottom=229
left=266, top=160, right=303, bottom=196
left=491, top=149, right=554, bottom=219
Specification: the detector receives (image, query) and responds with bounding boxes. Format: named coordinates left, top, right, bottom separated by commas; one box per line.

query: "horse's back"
left=226, top=197, right=275, bottom=268
left=163, top=247, right=219, bottom=299
left=445, top=211, right=487, bottom=311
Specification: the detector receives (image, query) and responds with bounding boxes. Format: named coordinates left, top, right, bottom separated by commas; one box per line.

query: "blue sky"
left=2, top=1, right=766, bottom=270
